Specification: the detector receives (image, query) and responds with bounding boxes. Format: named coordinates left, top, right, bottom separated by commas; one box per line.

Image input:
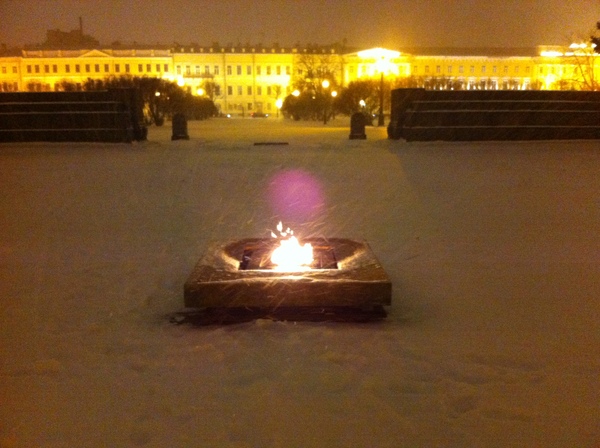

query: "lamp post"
left=275, top=98, right=283, bottom=118
left=378, top=70, right=385, bottom=126
left=331, top=90, right=337, bottom=121
left=322, top=79, right=330, bottom=124
left=357, top=48, right=400, bottom=128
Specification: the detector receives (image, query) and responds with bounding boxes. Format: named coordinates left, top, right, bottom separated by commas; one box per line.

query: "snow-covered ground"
left=1, top=117, right=599, bottom=447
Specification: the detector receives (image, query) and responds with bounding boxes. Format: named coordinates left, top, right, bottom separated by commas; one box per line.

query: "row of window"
left=23, top=63, right=170, bottom=75
left=1, top=65, right=18, bottom=74
left=176, top=64, right=292, bottom=77
left=418, top=65, right=532, bottom=75
left=223, top=85, right=281, bottom=96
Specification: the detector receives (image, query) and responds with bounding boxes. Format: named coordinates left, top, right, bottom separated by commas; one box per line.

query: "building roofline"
left=397, top=47, right=539, bottom=57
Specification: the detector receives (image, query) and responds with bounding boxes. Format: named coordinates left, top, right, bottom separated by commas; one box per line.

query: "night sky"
left=1, top=0, right=599, bottom=49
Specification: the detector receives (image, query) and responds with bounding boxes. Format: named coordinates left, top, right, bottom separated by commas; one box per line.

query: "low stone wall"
left=0, top=89, right=147, bottom=143
left=387, top=88, right=600, bottom=141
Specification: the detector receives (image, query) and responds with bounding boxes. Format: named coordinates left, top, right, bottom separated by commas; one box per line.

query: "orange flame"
left=270, top=222, right=313, bottom=271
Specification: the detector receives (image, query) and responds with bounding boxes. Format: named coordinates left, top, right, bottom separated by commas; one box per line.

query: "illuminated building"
left=171, top=44, right=295, bottom=114
left=1, top=42, right=599, bottom=114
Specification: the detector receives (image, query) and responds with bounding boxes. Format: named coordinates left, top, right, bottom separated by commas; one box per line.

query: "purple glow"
left=267, top=170, right=325, bottom=223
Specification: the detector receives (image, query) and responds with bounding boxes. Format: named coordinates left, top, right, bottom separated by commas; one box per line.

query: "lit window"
left=115, top=64, right=120, bottom=73
left=138, top=64, right=143, bottom=72
left=247, top=86, right=252, bottom=95
left=276, top=66, right=281, bottom=75
left=125, top=64, right=130, bottom=73
left=286, top=66, right=291, bottom=75
left=237, top=65, right=242, bottom=75
left=214, top=65, right=219, bottom=75
left=164, top=64, right=169, bottom=72
left=176, top=66, right=181, bottom=75
left=266, top=66, right=271, bottom=75
left=247, top=65, right=252, bottom=75
left=227, top=66, right=232, bottom=75
left=75, top=64, right=80, bottom=73
left=196, top=65, right=201, bottom=74
left=256, top=65, right=261, bottom=75
left=205, top=65, right=210, bottom=74
left=65, top=64, right=70, bottom=73
left=95, top=64, right=100, bottom=72
left=267, top=86, right=272, bottom=95
left=156, top=64, right=161, bottom=72
left=186, top=66, right=191, bottom=75
left=1, top=66, right=5, bottom=74
left=44, top=65, right=49, bottom=73
left=146, top=64, right=151, bottom=72
left=257, top=86, right=262, bottom=95
left=35, top=65, right=40, bottom=73
left=227, top=85, right=233, bottom=95
left=237, top=86, right=242, bottom=95
left=104, top=64, right=109, bottom=72
left=215, top=85, right=221, bottom=95
left=248, top=103, right=252, bottom=110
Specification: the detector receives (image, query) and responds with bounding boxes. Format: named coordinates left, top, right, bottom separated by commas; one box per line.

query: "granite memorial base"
left=182, top=238, right=391, bottom=323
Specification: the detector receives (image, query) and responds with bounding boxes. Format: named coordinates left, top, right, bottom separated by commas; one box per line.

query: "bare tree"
left=556, top=26, right=600, bottom=91
left=565, top=46, right=600, bottom=90
left=202, top=80, right=221, bottom=102
left=292, top=48, right=341, bottom=92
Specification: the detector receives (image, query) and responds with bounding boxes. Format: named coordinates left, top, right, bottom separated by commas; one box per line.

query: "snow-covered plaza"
left=1, top=118, right=599, bottom=447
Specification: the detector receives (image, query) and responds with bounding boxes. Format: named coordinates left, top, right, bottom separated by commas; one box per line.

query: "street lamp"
left=330, top=90, right=338, bottom=121
left=357, top=48, right=400, bottom=127
left=378, top=69, right=385, bottom=126
left=322, top=79, right=330, bottom=124
left=275, top=98, right=283, bottom=118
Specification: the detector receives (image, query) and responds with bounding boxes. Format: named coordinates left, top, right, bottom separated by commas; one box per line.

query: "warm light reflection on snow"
left=270, top=221, right=313, bottom=271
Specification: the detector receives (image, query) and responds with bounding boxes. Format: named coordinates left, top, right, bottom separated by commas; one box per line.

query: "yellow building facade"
left=171, top=45, right=294, bottom=114
left=1, top=44, right=598, bottom=113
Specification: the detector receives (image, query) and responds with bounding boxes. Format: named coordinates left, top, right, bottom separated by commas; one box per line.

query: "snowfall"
left=1, top=117, right=599, bottom=448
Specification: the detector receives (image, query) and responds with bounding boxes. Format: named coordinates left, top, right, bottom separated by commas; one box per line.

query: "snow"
left=1, top=117, right=599, bottom=447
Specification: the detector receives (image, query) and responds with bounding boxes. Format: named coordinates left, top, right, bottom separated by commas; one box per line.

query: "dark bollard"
left=349, top=112, right=367, bottom=140
left=171, top=113, right=189, bottom=140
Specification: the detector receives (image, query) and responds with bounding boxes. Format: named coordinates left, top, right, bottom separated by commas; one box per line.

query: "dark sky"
left=1, top=0, right=599, bottom=49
